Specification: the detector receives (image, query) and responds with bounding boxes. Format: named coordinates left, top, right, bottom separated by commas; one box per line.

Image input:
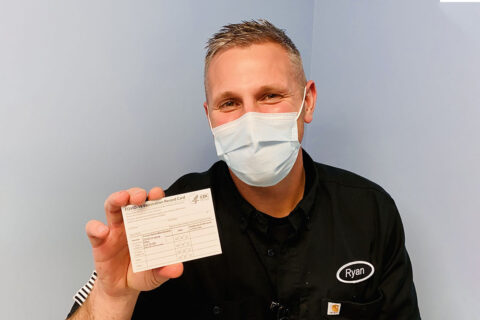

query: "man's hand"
left=74, top=187, right=183, bottom=319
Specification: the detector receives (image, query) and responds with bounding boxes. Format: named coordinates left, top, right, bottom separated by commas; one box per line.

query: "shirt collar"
left=295, top=149, right=319, bottom=229
left=215, top=148, right=319, bottom=234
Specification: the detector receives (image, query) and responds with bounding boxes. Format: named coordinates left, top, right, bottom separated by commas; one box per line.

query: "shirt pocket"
left=320, top=291, right=384, bottom=320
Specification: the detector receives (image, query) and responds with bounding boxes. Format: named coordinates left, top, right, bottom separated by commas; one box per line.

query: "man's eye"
left=263, top=93, right=281, bottom=100
left=218, top=100, right=236, bottom=109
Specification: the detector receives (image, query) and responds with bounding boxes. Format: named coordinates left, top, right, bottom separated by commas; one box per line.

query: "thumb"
left=85, top=220, right=110, bottom=248
left=151, top=263, right=184, bottom=286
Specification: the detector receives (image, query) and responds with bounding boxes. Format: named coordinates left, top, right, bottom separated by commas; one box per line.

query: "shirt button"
left=267, top=248, right=275, bottom=257
left=212, top=305, right=222, bottom=315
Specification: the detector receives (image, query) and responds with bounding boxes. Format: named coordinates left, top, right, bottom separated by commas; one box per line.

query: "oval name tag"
left=336, top=261, right=375, bottom=284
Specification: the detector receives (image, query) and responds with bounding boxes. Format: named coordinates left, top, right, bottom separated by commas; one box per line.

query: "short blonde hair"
left=204, top=19, right=306, bottom=94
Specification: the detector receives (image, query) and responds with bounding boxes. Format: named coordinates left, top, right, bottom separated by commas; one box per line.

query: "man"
left=67, top=20, right=420, bottom=319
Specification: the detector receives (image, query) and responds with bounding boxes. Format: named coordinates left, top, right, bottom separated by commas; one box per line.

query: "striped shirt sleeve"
left=73, top=270, right=97, bottom=305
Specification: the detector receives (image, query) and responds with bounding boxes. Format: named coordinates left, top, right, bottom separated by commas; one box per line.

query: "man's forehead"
left=205, top=42, right=296, bottom=100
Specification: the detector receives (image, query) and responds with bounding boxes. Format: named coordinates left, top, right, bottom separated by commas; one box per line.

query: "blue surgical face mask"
left=208, top=87, right=307, bottom=187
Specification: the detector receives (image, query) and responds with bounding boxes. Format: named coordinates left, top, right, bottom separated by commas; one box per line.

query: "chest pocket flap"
left=321, top=291, right=384, bottom=320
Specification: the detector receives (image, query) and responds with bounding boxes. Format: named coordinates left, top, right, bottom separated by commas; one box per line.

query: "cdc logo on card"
left=191, top=191, right=210, bottom=204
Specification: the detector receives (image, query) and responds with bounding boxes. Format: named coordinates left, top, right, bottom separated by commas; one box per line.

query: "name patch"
left=336, top=261, right=374, bottom=284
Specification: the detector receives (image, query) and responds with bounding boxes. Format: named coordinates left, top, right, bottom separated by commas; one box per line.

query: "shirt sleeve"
left=378, top=198, right=421, bottom=319
left=66, top=270, right=97, bottom=319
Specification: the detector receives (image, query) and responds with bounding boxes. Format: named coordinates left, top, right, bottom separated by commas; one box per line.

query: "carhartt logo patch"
left=336, top=261, right=375, bottom=284
left=327, top=302, right=341, bottom=315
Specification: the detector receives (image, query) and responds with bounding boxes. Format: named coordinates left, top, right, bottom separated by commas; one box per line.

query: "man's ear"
left=303, top=80, right=317, bottom=124
left=203, top=102, right=208, bottom=116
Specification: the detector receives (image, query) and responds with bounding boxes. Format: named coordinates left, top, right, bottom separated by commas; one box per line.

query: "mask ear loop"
left=295, top=86, right=308, bottom=121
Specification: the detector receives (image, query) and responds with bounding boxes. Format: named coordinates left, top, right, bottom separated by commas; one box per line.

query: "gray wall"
left=0, top=1, right=314, bottom=319
left=1, top=1, right=478, bottom=319
left=307, top=1, right=480, bottom=319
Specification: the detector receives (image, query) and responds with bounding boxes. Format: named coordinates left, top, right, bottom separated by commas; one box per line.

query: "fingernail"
left=99, top=225, right=109, bottom=234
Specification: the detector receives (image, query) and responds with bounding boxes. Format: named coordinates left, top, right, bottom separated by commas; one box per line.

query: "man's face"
left=204, top=42, right=315, bottom=143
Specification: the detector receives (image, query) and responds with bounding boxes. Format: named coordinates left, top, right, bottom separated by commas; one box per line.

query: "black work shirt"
left=129, top=150, right=420, bottom=319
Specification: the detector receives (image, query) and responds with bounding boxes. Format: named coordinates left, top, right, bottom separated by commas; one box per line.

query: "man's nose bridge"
left=243, top=96, right=259, bottom=113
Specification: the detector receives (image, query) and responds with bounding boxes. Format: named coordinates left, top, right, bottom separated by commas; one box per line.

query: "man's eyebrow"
left=212, top=91, right=240, bottom=105
left=255, top=85, right=290, bottom=95
left=212, top=85, right=290, bottom=105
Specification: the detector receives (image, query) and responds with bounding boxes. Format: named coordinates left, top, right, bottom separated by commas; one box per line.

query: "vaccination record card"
left=121, top=188, right=222, bottom=273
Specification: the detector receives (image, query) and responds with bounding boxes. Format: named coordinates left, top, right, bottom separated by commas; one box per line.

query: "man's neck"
left=230, top=150, right=305, bottom=218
